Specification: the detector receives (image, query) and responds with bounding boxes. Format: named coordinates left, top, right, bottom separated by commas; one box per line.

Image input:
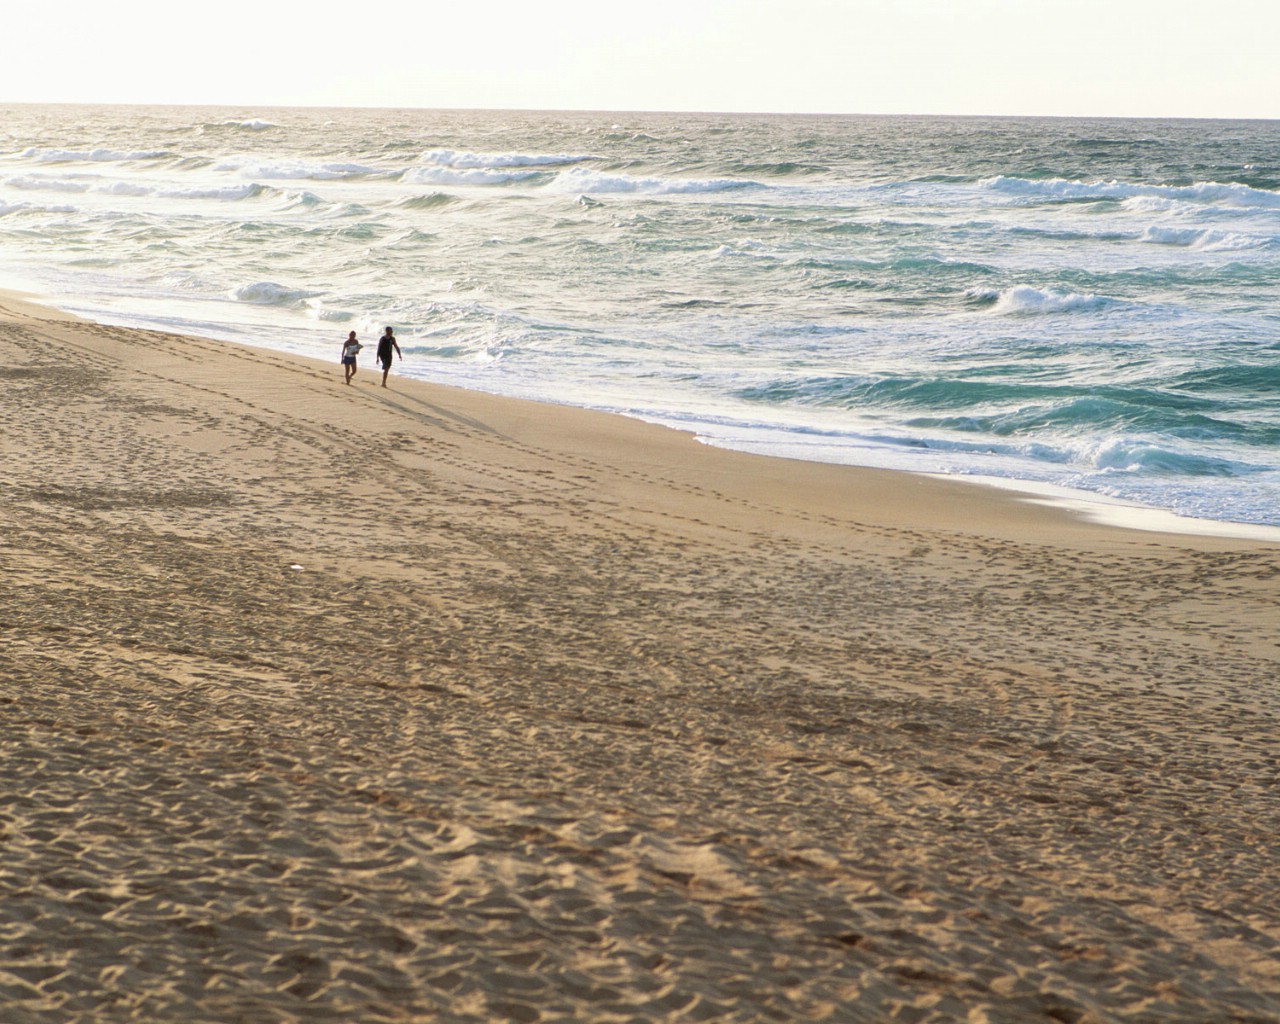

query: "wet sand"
left=2, top=292, right=1279, bottom=1023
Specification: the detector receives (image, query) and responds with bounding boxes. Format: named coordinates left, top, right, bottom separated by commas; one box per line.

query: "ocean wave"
left=229, top=282, right=322, bottom=306
left=330, top=203, right=374, bottom=219
left=395, top=192, right=456, bottom=210
left=214, top=157, right=384, bottom=181
left=94, top=181, right=269, bottom=202
left=399, top=166, right=551, bottom=187
left=1005, top=225, right=1132, bottom=243
left=159, top=271, right=209, bottom=291
left=549, top=167, right=763, bottom=196
left=968, top=285, right=1115, bottom=315
left=1171, top=362, right=1280, bottom=395
left=983, top=175, right=1280, bottom=209
left=97, top=181, right=153, bottom=197
left=921, top=433, right=1260, bottom=479
left=813, top=277, right=878, bottom=291
left=735, top=375, right=877, bottom=409
left=768, top=401, right=1259, bottom=481
left=303, top=299, right=356, bottom=323
left=4, top=175, right=90, bottom=193
left=989, top=394, right=1233, bottom=435
left=887, top=256, right=997, bottom=275
left=731, top=161, right=827, bottom=177
left=176, top=183, right=270, bottom=201
left=1139, top=225, right=1269, bottom=251
left=384, top=228, right=437, bottom=247
left=279, top=191, right=327, bottom=210
left=1008, top=218, right=1273, bottom=252
left=419, top=148, right=597, bottom=169
left=1086, top=438, right=1250, bottom=477
left=0, top=199, right=76, bottom=216
left=327, top=222, right=380, bottom=240
left=660, top=298, right=728, bottom=309
left=198, top=119, right=278, bottom=133
left=15, top=146, right=173, bottom=163
left=714, top=240, right=777, bottom=259
left=747, top=374, right=1242, bottom=437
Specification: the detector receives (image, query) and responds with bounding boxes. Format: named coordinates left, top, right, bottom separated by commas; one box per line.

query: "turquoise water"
left=2, top=105, right=1278, bottom=528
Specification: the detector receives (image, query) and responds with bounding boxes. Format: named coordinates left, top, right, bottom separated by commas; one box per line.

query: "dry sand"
left=2, top=291, right=1279, bottom=1023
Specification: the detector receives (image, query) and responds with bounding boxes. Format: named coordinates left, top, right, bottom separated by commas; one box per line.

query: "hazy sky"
left=6, top=0, right=1278, bottom=118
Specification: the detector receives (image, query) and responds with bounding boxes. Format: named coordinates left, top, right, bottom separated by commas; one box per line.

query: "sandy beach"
left=3, top=291, right=1279, bottom=1023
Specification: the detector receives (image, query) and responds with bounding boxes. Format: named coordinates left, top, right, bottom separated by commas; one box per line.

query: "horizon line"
left=5, top=99, right=1278, bottom=124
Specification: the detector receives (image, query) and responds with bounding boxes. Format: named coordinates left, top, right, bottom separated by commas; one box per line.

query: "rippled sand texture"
left=3, top=294, right=1279, bottom=1023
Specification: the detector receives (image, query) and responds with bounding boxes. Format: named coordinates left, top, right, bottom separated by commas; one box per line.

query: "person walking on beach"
left=376, top=326, right=402, bottom=388
left=340, top=331, right=362, bottom=385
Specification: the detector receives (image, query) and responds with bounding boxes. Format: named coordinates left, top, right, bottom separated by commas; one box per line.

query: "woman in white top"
left=340, top=331, right=362, bottom=385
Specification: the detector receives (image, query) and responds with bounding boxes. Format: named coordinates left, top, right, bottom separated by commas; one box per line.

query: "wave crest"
left=215, top=157, right=383, bottom=181
left=229, top=282, right=320, bottom=306
left=419, top=148, right=597, bottom=169
left=4, top=175, right=90, bottom=193
left=1140, top=225, right=1267, bottom=251
left=969, top=285, right=1113, bottom=315
left=1087, top=438, right=1246, bottom=477
left=983, top=175, right=1280, bottom=209
left=400, top=166, right=551, bottom=187
left=16, top=146, right=173, bottom=163
left=550, top=167, right=761, bottom=196
left=396, top=192, right=456, bottom=210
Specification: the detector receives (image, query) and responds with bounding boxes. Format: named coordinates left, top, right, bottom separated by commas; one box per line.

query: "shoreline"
left=927, top=471, right=1280, bottom=543
left=4, top=290, right=1280, bottom=1021
left=14, top=287, right=1280, bottom=545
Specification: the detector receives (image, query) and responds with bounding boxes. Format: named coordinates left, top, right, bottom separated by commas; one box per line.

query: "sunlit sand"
left=3, top=292, right=1278, bottom=1022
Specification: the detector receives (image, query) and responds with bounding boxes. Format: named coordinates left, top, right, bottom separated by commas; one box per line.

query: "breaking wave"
left=967, top=285, right=1116, bottom=315
left=983, top=175, right=1280, bottom=209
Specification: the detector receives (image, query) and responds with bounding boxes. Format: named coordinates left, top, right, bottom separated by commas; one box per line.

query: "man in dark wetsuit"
left=376, top=326, right=402, bottom=388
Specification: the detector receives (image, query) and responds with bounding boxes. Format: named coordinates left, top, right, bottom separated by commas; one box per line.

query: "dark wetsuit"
left=377, top=335, right=396, bottom=369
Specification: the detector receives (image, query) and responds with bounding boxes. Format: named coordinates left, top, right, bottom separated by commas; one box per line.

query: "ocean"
left=3, top=104, right=1278, bottom=532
